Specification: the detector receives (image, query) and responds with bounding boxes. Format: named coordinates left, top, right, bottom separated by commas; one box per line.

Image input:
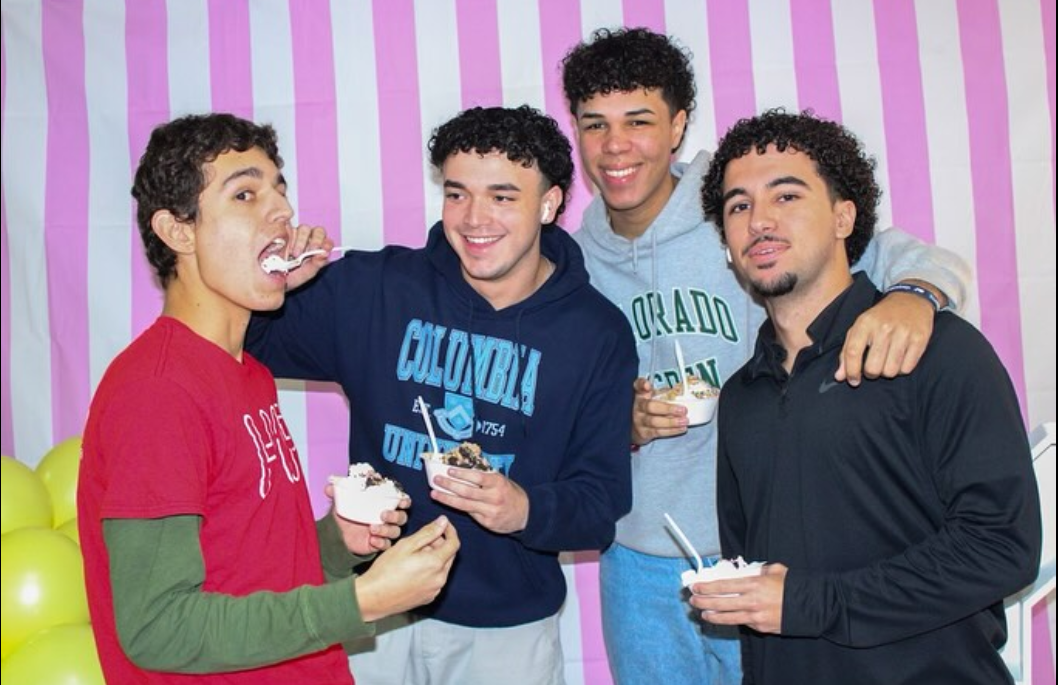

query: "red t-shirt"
left=78, top=317, right=352, bottom=684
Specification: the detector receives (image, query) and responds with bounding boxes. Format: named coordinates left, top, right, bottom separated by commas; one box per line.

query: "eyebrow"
left=721, top=175, right=810, bottom=205
left=219, top=166, right=287, bottom=192
left=578, top=107, right=657, bottom=120
left=443, top=179, right=522, bottom=192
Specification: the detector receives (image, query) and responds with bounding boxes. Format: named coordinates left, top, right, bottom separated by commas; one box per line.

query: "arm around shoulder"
left=856, top=226, right=972, bottom=313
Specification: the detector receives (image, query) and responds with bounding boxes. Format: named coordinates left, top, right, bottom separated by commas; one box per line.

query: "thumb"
left=401, top=515, right=450, bottom=551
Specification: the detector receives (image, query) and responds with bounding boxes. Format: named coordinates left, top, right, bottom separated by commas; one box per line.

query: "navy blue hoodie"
left=247, top=222, right=637, bottom=627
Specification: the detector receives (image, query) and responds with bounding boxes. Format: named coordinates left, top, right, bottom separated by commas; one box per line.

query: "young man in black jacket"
left=692, top=109, right=1041, bottom=685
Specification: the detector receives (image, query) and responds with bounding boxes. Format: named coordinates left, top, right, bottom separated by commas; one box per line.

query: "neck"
left=765, top=270, right=854, bottom=373
left=467, top=254, right=553, bottom=311
left=608, top=173, right=677, bottom=239
left=162, top=280, right=249, bottom=360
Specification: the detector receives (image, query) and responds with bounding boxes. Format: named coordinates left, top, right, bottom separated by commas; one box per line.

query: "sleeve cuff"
left=303, top=578, right=376, bottom=646
left=780, top=567, right=829, bottom=638
left=316, top=515, right=375, bottom=582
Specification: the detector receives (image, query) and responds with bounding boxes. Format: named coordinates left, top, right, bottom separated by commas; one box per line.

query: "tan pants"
left=347, top=613, right=565, bottom=685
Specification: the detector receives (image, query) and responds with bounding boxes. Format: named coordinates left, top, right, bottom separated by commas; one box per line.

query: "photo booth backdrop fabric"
left=2, top=1, right=1054, bottom=683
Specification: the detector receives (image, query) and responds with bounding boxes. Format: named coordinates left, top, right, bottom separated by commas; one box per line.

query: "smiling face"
left=160, top=147, right=294, bottom=321
left=720, top=144, right=855, bottom=302
left=574, top=88, right=687, bottom=238
left=441, top=150, right=561, bottom=310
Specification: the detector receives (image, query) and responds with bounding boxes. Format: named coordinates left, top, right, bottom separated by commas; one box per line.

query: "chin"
left=751, top=272, right=798, bottom=299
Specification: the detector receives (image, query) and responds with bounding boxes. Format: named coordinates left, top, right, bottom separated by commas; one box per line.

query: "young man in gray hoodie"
left=560, top=28, right=971, bottom=685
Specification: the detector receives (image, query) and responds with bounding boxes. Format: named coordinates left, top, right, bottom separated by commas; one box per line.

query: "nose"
left=270, top=192, right=295, bottom=226
left=465, top=197, right=489, bottom=228
left=602, top=127, right=631, bottom=154
left=748, top=203, right=775, bottom=235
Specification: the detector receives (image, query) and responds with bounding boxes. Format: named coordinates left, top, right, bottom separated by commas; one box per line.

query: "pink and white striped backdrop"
left=2, top=1, right=1054, bottom=683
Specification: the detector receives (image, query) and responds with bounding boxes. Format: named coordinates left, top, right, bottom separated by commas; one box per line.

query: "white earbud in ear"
left=725, top=247, right=733, bottom=264
left=541, top=202, right=552, bottom=223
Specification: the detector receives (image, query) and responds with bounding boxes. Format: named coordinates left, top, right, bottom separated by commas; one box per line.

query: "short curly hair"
left=132, top=113, right=282, bottom=287
left=428, top=105, right=574, bottom=223
left=701, top=109, right=878, bottom=266
left=560, top=27, right=696, bottom=123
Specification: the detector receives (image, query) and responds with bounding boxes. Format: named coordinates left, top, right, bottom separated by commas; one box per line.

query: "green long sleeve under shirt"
left=103, top=514, right=376, bottom=674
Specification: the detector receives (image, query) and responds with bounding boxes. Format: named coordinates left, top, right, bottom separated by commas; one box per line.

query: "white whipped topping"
left=681, top=556, right=765, bottom=589
left=329, top=462, right=403, bottom=499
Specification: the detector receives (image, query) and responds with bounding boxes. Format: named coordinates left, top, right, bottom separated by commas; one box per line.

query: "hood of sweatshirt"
left=425, top=220, right=591, bottom=317
left=575, top=150, right=713, bottom=273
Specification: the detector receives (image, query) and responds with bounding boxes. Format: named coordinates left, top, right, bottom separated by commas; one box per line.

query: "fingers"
left=840, top=291, right=935, bottom=385
left=429, top=473, right=528, bottom=534
left=399, top=515, right=451, bottom=552
left=632, top=396, right=689, bottom=444
left=288, top=224, right=330, bottom=255
left=838, top=322, right=868, bottom=386
left=377, top=502, right=410, bottom=527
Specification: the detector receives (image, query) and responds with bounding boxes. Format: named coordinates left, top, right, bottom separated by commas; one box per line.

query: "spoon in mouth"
left=261, top=246, right=351, bottom=274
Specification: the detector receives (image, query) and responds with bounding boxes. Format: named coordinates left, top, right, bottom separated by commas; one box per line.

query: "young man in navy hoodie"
left=248, top=105, right=637, bottom=684
left=560, top=27, right=971, bottom=685
left=692, top=109, right=1039, bottom=685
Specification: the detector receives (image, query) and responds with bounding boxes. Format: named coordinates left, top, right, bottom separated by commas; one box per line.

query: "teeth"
left=466, top=236, right=500, bottom=245
left=604, top=167, right=636, bottom=178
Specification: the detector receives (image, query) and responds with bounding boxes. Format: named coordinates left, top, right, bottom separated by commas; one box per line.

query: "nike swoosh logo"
left=818, top=378, right=842, bottom=394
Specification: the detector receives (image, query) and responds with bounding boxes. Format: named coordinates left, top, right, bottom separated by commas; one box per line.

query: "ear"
left=834, top=200, right=856, bottom=240
left=151, top=209, right=195, bottom=255
left=541, top=186, right=563, bottom=225
left=670, top=109, right=689, bottom=153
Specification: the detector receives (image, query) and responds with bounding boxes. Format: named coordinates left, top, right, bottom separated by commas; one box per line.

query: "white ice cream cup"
left=331, top=476, right=403, bottom=524
left=681, top=558, right=765, bottom=592
left=422, top=452, right=479, bottom=495
left=666, top=393, right=719, bottom=426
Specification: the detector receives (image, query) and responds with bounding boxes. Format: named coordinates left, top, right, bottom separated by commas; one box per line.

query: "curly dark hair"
left=428, top=105, right=574, bottom=223
left=701, top=109, right=878, bottom=266
left=560, top=27, right=696, bottom=124
left=131, top=113, right=282, bottom=286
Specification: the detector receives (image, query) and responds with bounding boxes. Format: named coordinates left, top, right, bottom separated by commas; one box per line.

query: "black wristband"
left=885, top=283, right=941, bottom=312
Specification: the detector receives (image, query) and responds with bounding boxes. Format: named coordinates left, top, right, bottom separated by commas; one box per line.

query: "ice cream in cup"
left=329, top=463, right=405, bottom=524
left=654, top=375, right=720, bottom=426
left=423, top=442, right=493, bottom=495
left=681, top=556, right=765, bottom=592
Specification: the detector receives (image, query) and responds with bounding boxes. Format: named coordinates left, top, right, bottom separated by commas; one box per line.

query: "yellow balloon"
left=1, top=456, right=53, bottom=535
left=0, top=623, right=105, bottom=685
left=57, top=517, right=80, bottom=546
left=35, top=436, right=83, bottom=527
left=0, top=528, right=89, bottom=659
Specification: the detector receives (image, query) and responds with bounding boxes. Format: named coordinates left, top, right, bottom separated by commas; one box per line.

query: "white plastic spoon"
left=261, top=246, right=351, bottom=274
left=417, top=396, right=440, bottom=455
left=674, top=339, right=690, bottom=397
left=664, top=512, right=703, bottom=574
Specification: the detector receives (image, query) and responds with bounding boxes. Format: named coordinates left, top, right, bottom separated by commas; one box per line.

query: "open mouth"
left=259, top=238, right=288, bottom=274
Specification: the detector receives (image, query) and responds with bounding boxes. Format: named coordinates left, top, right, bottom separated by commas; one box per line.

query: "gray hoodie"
left=573, top=150, right=971, bottom=558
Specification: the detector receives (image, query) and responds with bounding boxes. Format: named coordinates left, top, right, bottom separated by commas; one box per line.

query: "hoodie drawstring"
left=647, top=228, right=659, bottom=384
